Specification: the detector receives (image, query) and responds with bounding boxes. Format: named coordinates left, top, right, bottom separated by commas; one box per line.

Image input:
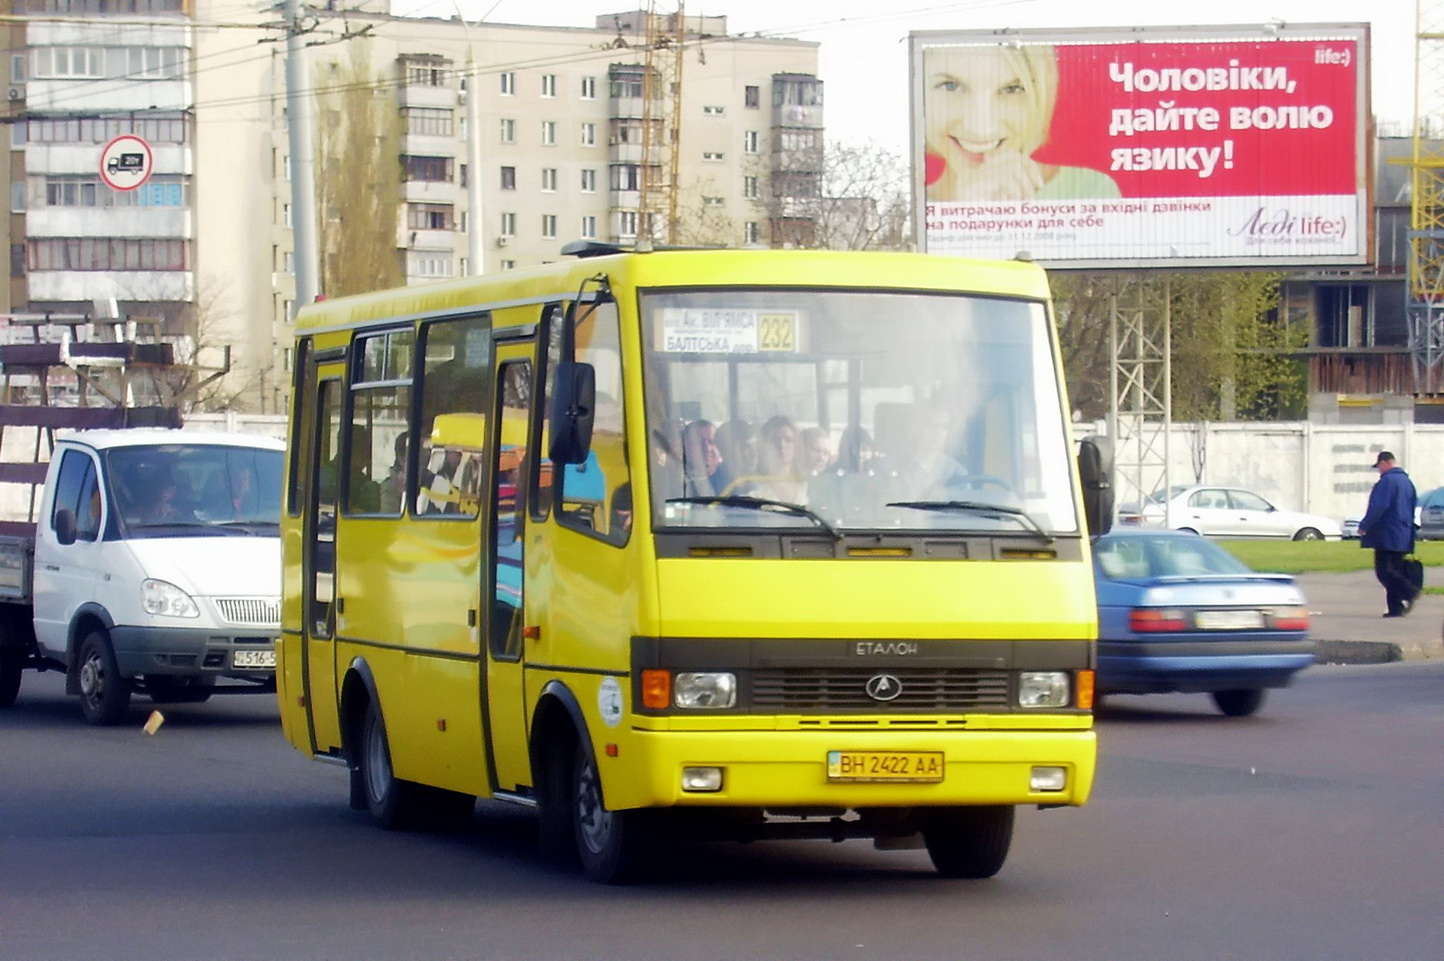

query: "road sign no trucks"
left=99, top=135, right=153, bottom=191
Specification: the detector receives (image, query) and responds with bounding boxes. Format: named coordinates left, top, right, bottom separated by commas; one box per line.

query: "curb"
left=1312, top=639, right=1403, bottom=665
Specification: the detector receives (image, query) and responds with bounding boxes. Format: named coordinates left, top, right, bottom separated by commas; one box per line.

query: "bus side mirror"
left=1077, top=436, right=1113, bottom=536
left=548, top=361, right=595, bottom=465
left=54, top=508, right=78, bottom=546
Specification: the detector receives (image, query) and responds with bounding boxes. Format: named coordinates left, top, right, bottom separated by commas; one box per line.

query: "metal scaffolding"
left=1108, top=278, right=1172, bottom=524
left=1409, top=0, right=1444, bottom=392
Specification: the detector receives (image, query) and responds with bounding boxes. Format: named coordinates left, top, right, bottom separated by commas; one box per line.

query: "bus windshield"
left=641, top=288, right=1078, bottom=536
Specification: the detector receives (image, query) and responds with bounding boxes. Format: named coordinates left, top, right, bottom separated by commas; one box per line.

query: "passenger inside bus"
left=753, top=415, right=808, bottom=504
left=680, top=419, right=721, bottom=497
left=884, top=404, right=968, bottom=499
left=836, top=427, right=877, bottom=474
left=711, top=420, right=756, bottom=495
left=801, top=427, right=835, bottom=475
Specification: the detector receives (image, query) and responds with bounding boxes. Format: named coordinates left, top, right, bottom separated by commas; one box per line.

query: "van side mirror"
left=54, top=508, right=78, bottom=546
left=1077, top=436, right=1113, bottom=536
left=548, top=361, right=595, bottom=465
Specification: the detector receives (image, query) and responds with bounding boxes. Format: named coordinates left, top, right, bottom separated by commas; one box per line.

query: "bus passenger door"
left=485, top=348, right=533, bottom=790
left=302, top=374, right=344, bottom=753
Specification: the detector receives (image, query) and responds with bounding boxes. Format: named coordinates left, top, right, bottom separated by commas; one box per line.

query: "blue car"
left=1092, top=529, right=1316, bottom=716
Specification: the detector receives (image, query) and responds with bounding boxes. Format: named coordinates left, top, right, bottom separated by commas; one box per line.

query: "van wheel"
left=923, top=805, right=1015, bottom=879
left=145, top=675, right=215, bottom=704
left=357, top=698, right=427, bottom=830
left=573, top=746, right=654, bottom=884
left=77, top=630, right=132, bottom=726
left=1212, top=688, right=1266, bottom=717
left=0, top=645, right=22, bottom=708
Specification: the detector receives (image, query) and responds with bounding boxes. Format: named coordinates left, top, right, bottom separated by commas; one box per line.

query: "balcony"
left=399, top=85, right=458, bottom=109
left=27, top=207, right=191, bottom=240
left=27, top=143, right=192, bottom=177
left=27, top=270, right=193, bottom=302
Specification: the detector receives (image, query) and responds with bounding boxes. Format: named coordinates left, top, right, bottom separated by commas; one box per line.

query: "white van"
left=0, top=429, right=283, bottom=724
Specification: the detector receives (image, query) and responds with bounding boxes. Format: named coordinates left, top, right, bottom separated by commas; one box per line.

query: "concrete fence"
left=1100, top=420, right=1444, bottom=524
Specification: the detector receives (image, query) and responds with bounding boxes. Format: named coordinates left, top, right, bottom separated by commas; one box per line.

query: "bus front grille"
left=751, top=669, right=1011, bottom=711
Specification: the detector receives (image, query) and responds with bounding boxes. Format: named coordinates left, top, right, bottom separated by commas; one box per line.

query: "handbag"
left=1402, top=555, right=1425, bottom=594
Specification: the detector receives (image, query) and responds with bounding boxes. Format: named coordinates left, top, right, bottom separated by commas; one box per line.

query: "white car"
left=1120, top=484, right=1343, bottom=540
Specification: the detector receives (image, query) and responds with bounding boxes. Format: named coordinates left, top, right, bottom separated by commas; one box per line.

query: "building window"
left=610, top=77, right=644, bottom=98
left=501, top=259, right=516, bottom=271
left=580, top=122, right=596, bottom=147
left=744, top=222, right=760, bottom=244
left=283, top=203, right=291, bottom=227
left=11, top=244, right=24, bottom=277
left=541, top=121, right=556, bottom=146
left=28, top=237, right=188, bottom=271
left=743, top=176, right=759, bottom=199
left=499, top=118, right=516, bottom=143
left=617, top=211, right=637, bottom=237
left=610, top=165, right=640, bottom=191
left=703, top=105, right=725, bottom=116
left=743, top=130, right=759, bottom=154
left=703, top=196, right=724, bottom=207
left=580, top=169, right=596, bottom=193
left=11, top=183, right=25, bottom=213
left=745, top=85, right=760, bottom=108
left=405, top=107, right=453, bottom=137
left=500, top=212, right=516, bottom=237
left=26, top=112, right=188, bottom=144
left=407, top=203, right=455, bottom=230
left=45, top=175, right=187, bottom=208
left=702, top=151, right=724, bottom=162
left=500, top=71, right=515, bottom=95
left=541, top=214, right=557, bottom=239
left=10, top=53, right=23, bottom=83
left=580, top=215, right=597, bottom=239
left=405, top=63, right=448, bottom=87
left=125, top=47, right=185, bottom=79
left=541, top=74, right=556, bottom=98
left=402, top=155, right=453, bottom=182
left=500, top=166, right=516, bottom=190
left=580, top=75, right=596, bottom=100
left=408, top=253, right=454, bottom=278
left=541, top=167, right=558, bottom=192
left=32, top=46, right=103, bottom=79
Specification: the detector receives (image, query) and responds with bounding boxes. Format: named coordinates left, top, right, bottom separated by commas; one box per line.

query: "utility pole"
left=284, top=0, right=320, bottom=310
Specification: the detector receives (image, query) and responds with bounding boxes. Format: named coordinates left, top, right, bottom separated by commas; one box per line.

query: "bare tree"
left=315, top=42, right=405, bottom=298
left=752, top=138, right=912, bottom=251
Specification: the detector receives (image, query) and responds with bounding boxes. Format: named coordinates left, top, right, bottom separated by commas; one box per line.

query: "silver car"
left=1121, top=485, right=1342, bottom=540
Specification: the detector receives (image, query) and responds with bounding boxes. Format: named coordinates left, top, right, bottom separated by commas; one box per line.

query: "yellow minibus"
left=278, top=245, right=1102, bottom=883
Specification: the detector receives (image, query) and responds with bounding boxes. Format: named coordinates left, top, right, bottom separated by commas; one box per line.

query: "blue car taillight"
left=1129, top=608, right=1188, bottom=632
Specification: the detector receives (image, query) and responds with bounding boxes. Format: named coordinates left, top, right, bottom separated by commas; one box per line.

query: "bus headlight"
left=1018, top=671, right=1069, bottom=708
left=142, top=578, right=199, bottom=618
left=673, top=672, right=737, bottom=709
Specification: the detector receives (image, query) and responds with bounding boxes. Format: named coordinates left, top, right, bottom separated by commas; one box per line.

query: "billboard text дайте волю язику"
left=911, top=24, right=1369, bottom=267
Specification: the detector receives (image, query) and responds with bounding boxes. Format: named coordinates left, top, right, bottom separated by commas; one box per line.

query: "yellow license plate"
left=826, top=751, right=944, bottom=783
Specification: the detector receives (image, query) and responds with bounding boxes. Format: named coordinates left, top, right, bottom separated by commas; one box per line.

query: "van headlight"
left=1018, top=671, right=1070, bottom=708
left=142, top=579, right=199, bottom=618
left=673, top=672, right=737, bottom=709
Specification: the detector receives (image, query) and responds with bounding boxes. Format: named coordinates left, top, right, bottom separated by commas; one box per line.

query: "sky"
left=391, top=0, right=1417, bottom=153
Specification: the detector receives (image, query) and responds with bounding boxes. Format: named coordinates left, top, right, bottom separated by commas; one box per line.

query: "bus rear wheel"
left=572, top=746, right=654, bottom=884
left=923, top=805, right=1015, bottom=879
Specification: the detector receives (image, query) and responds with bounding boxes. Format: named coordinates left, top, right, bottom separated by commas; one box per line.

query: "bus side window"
left=416, top=313, right=492, bottom=520
left=553, top=301, right=629, bottom=545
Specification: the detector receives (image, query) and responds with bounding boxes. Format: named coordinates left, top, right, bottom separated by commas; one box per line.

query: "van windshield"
left=107, top=444, right=283, bottom=532
left=640, top=288, right=1078, bottom=536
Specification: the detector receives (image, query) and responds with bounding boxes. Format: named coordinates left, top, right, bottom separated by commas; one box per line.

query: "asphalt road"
left=2, top=663, right=1441, bottom=961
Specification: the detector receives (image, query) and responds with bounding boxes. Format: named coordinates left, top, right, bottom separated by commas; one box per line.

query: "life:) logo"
left=1227, top=206, right=1347, bottom=240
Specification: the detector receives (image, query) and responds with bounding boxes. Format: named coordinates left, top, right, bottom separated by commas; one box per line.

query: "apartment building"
left=4, top=3, right=822, bottom=412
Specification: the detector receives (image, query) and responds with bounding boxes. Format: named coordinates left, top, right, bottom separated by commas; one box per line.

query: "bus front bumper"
left=604, top=725, right=1097, bottom=811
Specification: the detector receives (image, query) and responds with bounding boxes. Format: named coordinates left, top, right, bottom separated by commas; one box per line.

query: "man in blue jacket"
left=1359, top=451, right=1419, bottom=617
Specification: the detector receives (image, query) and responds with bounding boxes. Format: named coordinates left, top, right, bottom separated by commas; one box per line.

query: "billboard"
left=910, top=24, right=1371, bottom=268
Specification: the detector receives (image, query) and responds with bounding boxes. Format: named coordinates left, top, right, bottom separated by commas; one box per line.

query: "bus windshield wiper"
left=886, top=500, right=1054, bottom=543
left=667, top=495, right=842, bottom=541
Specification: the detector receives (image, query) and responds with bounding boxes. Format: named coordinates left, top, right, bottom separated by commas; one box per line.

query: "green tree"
left=1052, top=271, right=1306, bottom=422
left=314, top=43, right=404, bottom=298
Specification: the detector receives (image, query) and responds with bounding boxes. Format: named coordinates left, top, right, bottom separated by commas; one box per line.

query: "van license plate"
left=826, top=751, right=944, bottom=782
left=233, top=650, right=276, bottom=669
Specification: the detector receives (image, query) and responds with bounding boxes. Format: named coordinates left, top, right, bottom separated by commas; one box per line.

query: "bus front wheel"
left=923, top=805, right=1015, bottom=879
left=572, top=746, right=654, bottom=884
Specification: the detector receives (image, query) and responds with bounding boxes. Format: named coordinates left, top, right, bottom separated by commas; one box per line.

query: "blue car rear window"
left=1095, top=536, right=1250, bottom=579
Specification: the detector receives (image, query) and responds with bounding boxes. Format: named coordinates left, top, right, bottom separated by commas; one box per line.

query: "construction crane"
left=1408, top=0, right=1444, bottom=391
left=639, top=2, right=685, bottom=245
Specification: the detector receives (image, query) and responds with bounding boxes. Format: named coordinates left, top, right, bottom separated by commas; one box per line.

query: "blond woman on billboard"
left=924, top=44, right=1119, bottom=202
